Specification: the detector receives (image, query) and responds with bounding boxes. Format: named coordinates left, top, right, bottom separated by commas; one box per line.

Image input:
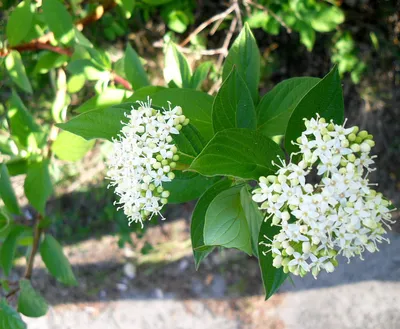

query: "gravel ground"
left=23, top=232, right=400, bottom=329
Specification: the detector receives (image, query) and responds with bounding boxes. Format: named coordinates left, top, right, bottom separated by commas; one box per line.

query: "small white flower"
left=107, top=97, right=189, bottom=226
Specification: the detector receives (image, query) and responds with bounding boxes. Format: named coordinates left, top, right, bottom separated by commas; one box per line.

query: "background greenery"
left=0, top=0, right=399, bottom=327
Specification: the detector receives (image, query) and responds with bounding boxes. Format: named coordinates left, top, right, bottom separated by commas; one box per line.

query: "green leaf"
left=67, top=59, right=107, bottom=81
left=0, top=210, right=11, bottom=233
left=75, top=88, right=133, bottom=113
left=67, top=74, right=86, bottom=93
left=0, top=163, right=20, bottom=215
left=57, top=107, right=128, bottom=141
left=204, top=185, right=252, bottom=255
left=42, top=0, right=75, bottom=44
left=0, top=226, right=25, bottom=276
left=297, top=21, right=315, bottom=51
left=141, top=0, right=173, bottom=5
left=257, top=77, right=320, bottom=137
left=222, top=23, right=260, bottom=103
left=190, top=61, right=212, bottom=90
left=190, top=128, right=284, bottom=180
left=163, top=42, right=192, bottom=88
left=125, top=44, right=150, bottom=90
left=0, top=299, right=26, bottom=329
left=33, top=52, right=69, bottom=74
left=240, top=186, right=263, bottom=257
left=310, top=4, right=345, bottom=32
left=6, top=0, right=34, bottom=46
left=17, top=279, right=48, bottom=318
left=171, top=123, right=206, bottom=165
left=6, top=158, right=28, bottom=176
left=8, top=90, right=41, bottom=147
left=213, top=67, right=256, bottom=133
left=40, top=235, right=77, bottom=286
left=285, top=66, right=344, bottom=155
left=165, top=10, right=190, bottom=33
left=258, top=219, right=288, bottom=299
left=128, top=86, right=166, bottom=102
left=24, top=160, right=53, bottom=215
left=5, top=51, right=33, bottom=94
left=164, top=172, right=219, bottom=204
left=128, top=88, right=214, bottom=141
left=119, top=0, right=135, bottom=18
left=52, top=131, right=95, bottom=162
left=191, top=179, right=232, bottom=268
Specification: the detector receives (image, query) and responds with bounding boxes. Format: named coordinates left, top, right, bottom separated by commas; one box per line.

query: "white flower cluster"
left=253, top=115, right=394, bottom=278
left=107, top=97, right=189, bottom=227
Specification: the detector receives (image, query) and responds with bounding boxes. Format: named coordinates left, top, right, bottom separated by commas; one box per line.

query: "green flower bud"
left=176, top=124, right=182, bottom=131
left=355, top=136, right=363, bottom=144
left=366, top=134, right=373, bottom=140
left=168, top=172, right=175, bottom=180
left=161, top=191, right=170, bottom=198
left=171, top=145, right=178, bottom=154
left=350, top=144, right=361, bottom=153
left=170, top=162, right=176, bottom=169
left=161, top=159, right=168, bottom=166
left=352, top=126, right=359, bottom=134
left=348, top=133, right=356, bottom=142
left=347, top=154, right=356, bottom=162
left=153, top=162, right=161, bottom=170
left=172, top=154, right=179, bottom=161
left=161, top=198, right=168, bottom=205
left=183, top=118, right=190, bottom=126
left=366, top=139, right=375, bottom=147
left=156, top=155, right=163, bottom=162
left=163, top=165, right=171, bottom=173
left=358, top=130, right=368, bottom=139
left=327, top=123, right=335, bottom=131
left=157, top=186, right=164, bottom=193
left=149, top=184, right=155, bottom=191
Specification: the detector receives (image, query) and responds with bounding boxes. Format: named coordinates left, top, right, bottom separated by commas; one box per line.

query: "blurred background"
left=1, top=0, right=400, bottom=328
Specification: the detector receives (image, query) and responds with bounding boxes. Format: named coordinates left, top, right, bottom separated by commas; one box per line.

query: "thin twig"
left=0, top=42, right=73, bottom=57
left=112, top=73, right=133, bottom=90
left=179, top=5, right=236, bottom=47
left=216, top=16, right=238, bottom=70
left=153, top=40, right=227, bottom=56
left=24, top=215, right=43, bottom=280
left=245, top=0, right=292, bottom=33
left=233, top=0, right=243, bottom=31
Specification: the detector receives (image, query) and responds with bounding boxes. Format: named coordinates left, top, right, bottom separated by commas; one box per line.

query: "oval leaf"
left=0, top=226, right=25, bottom=276
left=240, top=186, right=263, bottom=257
left=258, top=219, right=288, bottom=299
left=213, top=67, right=256, bottom=133
left=222, top=23, right=260, bottom=103
left=40, top=235, right=77, bottom=286
left=190, top=128, right=285, bottom=180
left=257, top=77, right=320, bottom=137
left=6, top=0, right=34, bottom=46
left=163, top=42, right=192, bottom=88
left=42, top=0, right=75, bottom=44
left=0, top=299, right=26, bottom=329
left=125, top=44, right=150, bottom=90
left=0, top=163, right=20, bottom=215
left=284, top=66, right=344, bottom=155
left=191, top=179, right=232, bottom=269
left=5, top=51, right=32, bottom=94
left=164, top=172, right=219, bottom=204
left=204, top=185, right=252, bottom=255
left=52, top=131, right=95, bottom=162
left=17, top=279, right=48, bottom=318
left=24, top=160, right=53, bottom=215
